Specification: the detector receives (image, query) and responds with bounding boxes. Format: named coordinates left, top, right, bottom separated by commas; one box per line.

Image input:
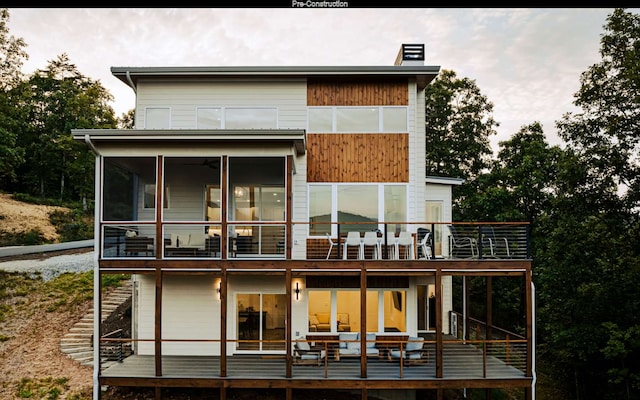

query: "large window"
left=102, top=156, right=157, bottom=221
left=196, top=107, right=277, bottom=129
left=225, top=108, right=277, bottom=129
left=228, top=157, right=286, bottom=256
left=337, top=185, right=378, bottom=232
left=145, top=107, right=170, bottom=129
left=308, top=183, right=406, bottom=236
left=307, top=289, right=406, bottom=334
left=308, top=106, right=407, bottom=133
left=196, top=108, right=222, bottom=129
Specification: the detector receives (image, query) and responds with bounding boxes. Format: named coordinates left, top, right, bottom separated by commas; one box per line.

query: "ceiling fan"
left=182, top=158, right=219, bottom=170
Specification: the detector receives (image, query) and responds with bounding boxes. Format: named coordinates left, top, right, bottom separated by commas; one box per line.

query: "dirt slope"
left=0, top=193, right=68, bottom=241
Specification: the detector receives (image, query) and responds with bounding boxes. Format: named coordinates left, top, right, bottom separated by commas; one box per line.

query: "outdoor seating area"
left=335, top=332, right=379, bottom=360
left=338, top=230, right=425, bottom=260
left=447, top=225, right=514, bottom=259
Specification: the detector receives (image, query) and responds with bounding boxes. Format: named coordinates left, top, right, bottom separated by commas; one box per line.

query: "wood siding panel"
left=307, top=80, right=408, bottom=106
left=307, top=134, right=409, bottom=183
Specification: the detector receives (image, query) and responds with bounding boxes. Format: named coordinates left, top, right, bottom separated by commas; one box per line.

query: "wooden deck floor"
left=101, top=344, right=525, bottom=381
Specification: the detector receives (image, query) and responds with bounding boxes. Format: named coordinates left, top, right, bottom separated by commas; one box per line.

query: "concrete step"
left=60, top=279, right=133, bottom=366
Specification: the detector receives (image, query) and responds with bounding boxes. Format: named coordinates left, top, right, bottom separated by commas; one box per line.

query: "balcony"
left=98, top=222, right=529, bottom=264
left=99, top=336, right=528, bottom=384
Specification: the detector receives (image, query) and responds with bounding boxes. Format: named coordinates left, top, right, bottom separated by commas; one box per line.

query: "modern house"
left=72, top=44, right=534, bottom=400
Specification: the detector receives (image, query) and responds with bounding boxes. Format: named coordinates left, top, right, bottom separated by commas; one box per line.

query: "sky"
left=6, top=8, right=631, bottom=153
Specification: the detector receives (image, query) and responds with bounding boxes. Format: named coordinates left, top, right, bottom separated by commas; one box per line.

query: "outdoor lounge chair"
left=389, top=336, right=428, bottom=365
left=293, top=338, right=326, bottom=366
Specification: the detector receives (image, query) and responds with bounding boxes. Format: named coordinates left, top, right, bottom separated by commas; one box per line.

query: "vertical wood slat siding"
left=307, top=80, right=408, bottom=106
left=307, top=134, right=409, bottom=183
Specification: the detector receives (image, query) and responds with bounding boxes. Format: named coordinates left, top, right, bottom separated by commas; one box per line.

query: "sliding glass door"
left=236, top=293, right=286, bottom=351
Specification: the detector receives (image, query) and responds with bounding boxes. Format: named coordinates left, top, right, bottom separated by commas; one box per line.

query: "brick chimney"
left=394, top=43, right=425, bottom=66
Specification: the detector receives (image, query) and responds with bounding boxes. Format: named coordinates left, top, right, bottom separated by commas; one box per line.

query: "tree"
left=424, top=69, right=498, bottom=219
left=0, top=8, right=28, bottom=187
left=118, top=108, right=135, bottom=129
left=458, top=122, right=562, bottom=223
left=556, top=8, right=640, bottom=214
left=16, top=53, right=117, bottom=203
left=536, top=8, right=640, bottom=399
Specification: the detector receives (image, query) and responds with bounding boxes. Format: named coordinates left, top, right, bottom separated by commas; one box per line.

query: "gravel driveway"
left=0, top=250, right=95, bottom=281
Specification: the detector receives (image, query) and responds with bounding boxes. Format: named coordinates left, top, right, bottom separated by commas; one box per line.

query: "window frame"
left=308, top=183, right=407, bottom=238
left=307, top=106, right=408, bottom=133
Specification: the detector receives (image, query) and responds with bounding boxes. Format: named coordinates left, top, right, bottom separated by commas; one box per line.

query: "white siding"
left=413, top=81, right=427, bottom=224
left=136, top=275, right=220, bottom=356
left=406, top=79, right=426, bottom=232
left=134, top=80, right=307, bottom=130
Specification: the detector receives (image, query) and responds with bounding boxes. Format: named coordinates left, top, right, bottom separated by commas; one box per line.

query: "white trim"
left=425, top=176, right=464, bottom=186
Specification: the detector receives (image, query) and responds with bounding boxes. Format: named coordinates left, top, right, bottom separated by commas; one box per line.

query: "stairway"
left=60, top=279, right=133, bottom=368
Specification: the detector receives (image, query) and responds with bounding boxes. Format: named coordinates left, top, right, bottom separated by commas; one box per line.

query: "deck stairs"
left=59, top=279, right=133, bottom=368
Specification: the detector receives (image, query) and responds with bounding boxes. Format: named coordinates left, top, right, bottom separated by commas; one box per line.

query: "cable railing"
left=99, top=221, right=530, bottom=261
left=98, top=336, right=527, bottom=379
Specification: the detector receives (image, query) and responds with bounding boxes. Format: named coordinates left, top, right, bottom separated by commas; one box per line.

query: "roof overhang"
left=71, top=129, right=307, bottom=156
left=425, top=176, right=465, bottom=186
left=111, top=65, right=441, bottom=91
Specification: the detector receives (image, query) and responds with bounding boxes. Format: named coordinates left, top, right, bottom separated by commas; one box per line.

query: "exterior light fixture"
left=217, top=281, right=222, bottom=300
left=295, top=282, right=300, bottom=300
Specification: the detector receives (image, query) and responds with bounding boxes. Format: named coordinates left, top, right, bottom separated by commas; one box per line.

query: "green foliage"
left=557, top=8, right=640, bottom=213
left=0, top=229, right=48, bottom=246
left=454, top=122, right=564, bottom=225
left=17, top=377, right=69, bottom=399
left=102, top=273, right=130, bottom=289
left=0, top=13, right=117, bottom=200
left=42, top=272, right=93, bottom=312
left=441, top=9, right=640, bottom=399
left=533, top=9, right=640, bottom=400
left=424, top=69, right=499, bottom=220
left=48, top=209, right=93, bottom=242
left=0, top=9, right=28, bottom=187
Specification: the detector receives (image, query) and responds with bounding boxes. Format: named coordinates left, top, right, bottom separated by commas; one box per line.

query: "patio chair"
left=389, top=336, right=428, bottom=365
left=343, top=231, right=363, bottom=260
left=325, top=233, right=337, bottom=259
left=394, top=231, right=415, bottom=260
left=417, top=229, right=432, bottom=260
left=480, top=225, right=510, bottom=258
left=447, top=225, right=478, bottom=259
left=293, top=338, right=326, bottom=366
left=362, top=231, right=381, bottom=259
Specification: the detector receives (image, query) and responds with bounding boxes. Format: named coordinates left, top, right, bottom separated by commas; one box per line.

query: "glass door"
left=417, top=284, right=436, bottom=332
left=236, top=293, right=286, bottom=352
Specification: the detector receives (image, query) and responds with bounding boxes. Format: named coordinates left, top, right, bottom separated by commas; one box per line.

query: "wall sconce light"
left=217, top=281, right=222, bottom=300
left=295, top=282, right=301, bottom=301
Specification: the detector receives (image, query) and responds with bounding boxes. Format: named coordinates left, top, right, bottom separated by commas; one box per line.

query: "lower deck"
left=100, top=341, right=529, bottom=391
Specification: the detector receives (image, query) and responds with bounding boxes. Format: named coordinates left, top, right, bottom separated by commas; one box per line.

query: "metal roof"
left=71, top=129, right=307, bottom=156
left=111, top=65, right=441, bottom=91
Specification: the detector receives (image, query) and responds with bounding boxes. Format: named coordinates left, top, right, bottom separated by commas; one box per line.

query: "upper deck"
left=97, top=221, right=530, bottom=274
